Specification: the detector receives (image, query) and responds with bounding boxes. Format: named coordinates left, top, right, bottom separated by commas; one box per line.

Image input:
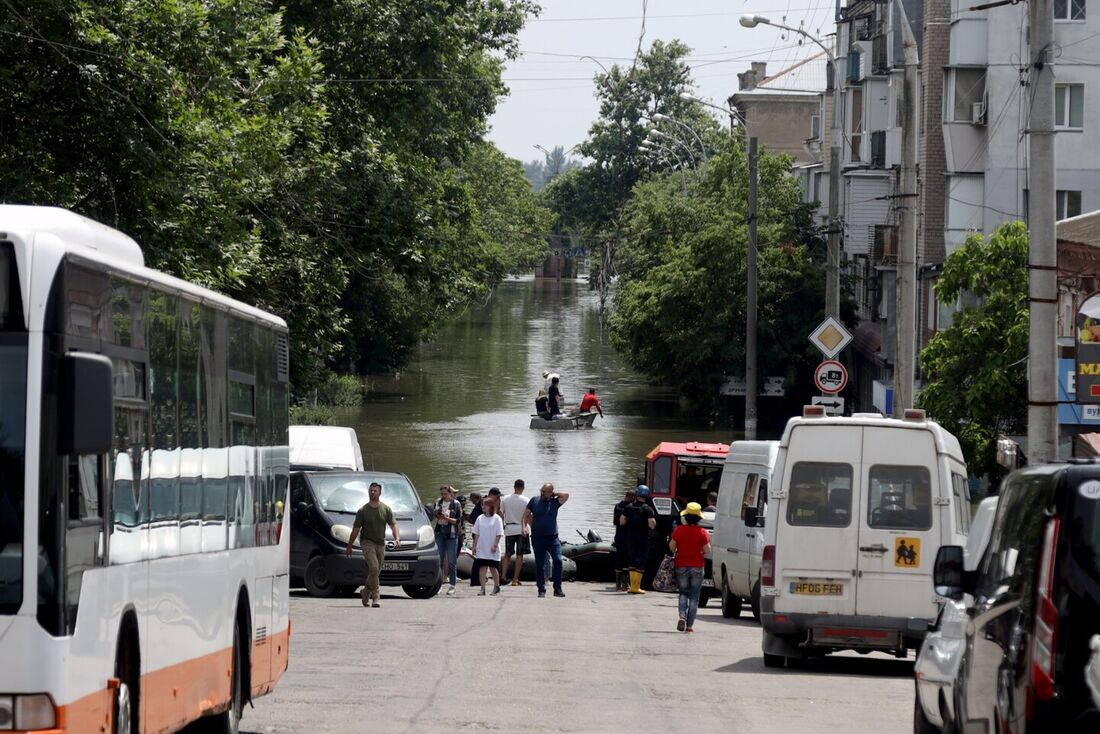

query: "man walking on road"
left=345, top=482, right=400, bottom=608
left=502, top=479, right=529, bottom=586
left=523, top=482, right=570, bottom=598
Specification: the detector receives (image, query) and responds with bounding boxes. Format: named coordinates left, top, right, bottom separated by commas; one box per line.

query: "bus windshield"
left=310, top=474, right=421, bottom=516
left=0, top=342, right=27, bottom=614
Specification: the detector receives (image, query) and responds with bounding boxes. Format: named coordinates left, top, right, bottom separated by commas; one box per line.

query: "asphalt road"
left=240, top=582, right=916, bottom=734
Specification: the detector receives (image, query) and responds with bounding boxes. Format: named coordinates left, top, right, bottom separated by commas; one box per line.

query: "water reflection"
left=345, top=277, right=732, bottom=539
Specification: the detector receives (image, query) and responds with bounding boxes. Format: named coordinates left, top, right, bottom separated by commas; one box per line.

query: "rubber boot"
left=628, top=571, right=646, bottom=595
left=616, top=571, right=628, bottom=591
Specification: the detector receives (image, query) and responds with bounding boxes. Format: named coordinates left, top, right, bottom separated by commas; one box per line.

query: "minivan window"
left=741, top=474, right=759, bottom=520
left=786, top=462, right=852, bottom=527
left=868, top=465, right=932, bottom=530
left=977, top=473, right=1054, bottom=607
left=1071, top=487, right=1100, bottom=582
left=310, top=474, right=421, bottom=515
left=952, top=473, right=971, bottom=534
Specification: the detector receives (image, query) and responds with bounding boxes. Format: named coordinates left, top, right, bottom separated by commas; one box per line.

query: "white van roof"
left=726, top=440, right=779, bottom=468
left=779, top=413, right=965, bottom=463
left=289, top=425, right=365, bottom=471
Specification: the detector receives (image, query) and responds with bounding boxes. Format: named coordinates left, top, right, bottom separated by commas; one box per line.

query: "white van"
left=711, top=440, right=778, bottom=621
left=760, top=407, right=969, bottom=667
left=288, top=425, right=365, bottom=471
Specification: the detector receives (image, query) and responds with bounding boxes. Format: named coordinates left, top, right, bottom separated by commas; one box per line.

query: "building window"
left=1057, top=190, right=1082, bottom=220
left=810, top=114, right=821, bottom=139
left=1054, top=0, right=1086, bottom=20
left=1055, top=84, right=1084, bottom=129
left=948, top=68, right=986, bottom=122
left=850, top=87, right=864, bottom=161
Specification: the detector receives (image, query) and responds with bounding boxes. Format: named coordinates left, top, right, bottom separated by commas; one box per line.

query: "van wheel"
left=404, top=579, right=442, bottom=599
left=698, top=590, right=711, bottom=608
left=720, top=576, right=742, bottom=619
left=750, top=580, right=761, bottom=622
left=763, top=652, right=786, bottom=668
left=304, top=556, right=336, bottom=598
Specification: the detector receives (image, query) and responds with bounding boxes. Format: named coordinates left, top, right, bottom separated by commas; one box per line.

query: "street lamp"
left=679, top=92, right=747, bottom=133
left=649, top=113, right=708, bottom=181
left=647, top=128, right=697, bottom=171
left=639, top=141, right=688, bottom=195
left=740, top=14, right=842, bottom=320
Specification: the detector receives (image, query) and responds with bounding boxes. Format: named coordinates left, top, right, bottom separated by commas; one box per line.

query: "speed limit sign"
left=814, top=360, right=848, bottom=394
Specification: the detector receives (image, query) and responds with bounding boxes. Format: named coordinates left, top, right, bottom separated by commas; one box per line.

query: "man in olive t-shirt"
left=345, top=482, right=400, bottom=607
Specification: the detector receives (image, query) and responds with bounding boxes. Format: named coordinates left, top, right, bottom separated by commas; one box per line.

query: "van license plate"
left=789, top=581, right=842, bottom=596
left=382, top=561, right=410, bottom=571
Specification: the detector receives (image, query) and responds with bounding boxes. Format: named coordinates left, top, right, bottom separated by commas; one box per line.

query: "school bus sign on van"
left=1077, top=293, right=1100, bottom=403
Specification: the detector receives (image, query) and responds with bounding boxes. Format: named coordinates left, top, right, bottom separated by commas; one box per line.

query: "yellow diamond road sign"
left=809, top=316, right=853, bottom=358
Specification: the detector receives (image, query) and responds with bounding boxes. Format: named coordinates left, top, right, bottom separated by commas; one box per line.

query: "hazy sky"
left=487, top=0, right=836, bottom=164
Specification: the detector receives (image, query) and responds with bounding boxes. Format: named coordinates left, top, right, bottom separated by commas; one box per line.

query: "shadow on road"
left=716, top=654, right=914, bottom=679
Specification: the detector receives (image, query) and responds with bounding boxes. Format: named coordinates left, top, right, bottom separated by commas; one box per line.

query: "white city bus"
left=0, top=206, right=290, bottom=733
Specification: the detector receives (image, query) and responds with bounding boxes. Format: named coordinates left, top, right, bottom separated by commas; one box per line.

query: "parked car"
left=913, top=495, right=999, bottom=733
left=933, top=463, right=1100, bottom=732
left=760, top=407, right=971, bottom=667
left=711, top=440, right=778, bottom=621
left=289, top=470, right=441, bottom=599
left=289, top=425, right=365, bottom=471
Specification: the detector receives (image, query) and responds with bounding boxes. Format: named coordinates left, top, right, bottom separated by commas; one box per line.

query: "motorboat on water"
left=529, top=411, right=598, bottom=430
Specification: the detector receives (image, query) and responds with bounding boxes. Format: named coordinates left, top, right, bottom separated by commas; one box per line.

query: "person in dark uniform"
left=548, top=376, right=564, bottom=418
left=613, top=488, right=636, bottom=591
left=620, top=485, right=656, bottom=595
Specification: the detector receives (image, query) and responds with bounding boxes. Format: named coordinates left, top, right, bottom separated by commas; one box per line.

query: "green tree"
left=919, top=221, right=1029, bottom=478
left=609, top=135, right=823, bottom=415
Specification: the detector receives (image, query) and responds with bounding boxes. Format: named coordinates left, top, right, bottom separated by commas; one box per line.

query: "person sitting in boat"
left=548, top=375, right=565, bottom=418
left=535, top=389, right=552, bottom=420
left=578, top=388, right=603, bottom=418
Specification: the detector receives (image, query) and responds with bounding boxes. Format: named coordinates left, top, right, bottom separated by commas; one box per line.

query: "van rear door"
left=774, top=425, right=860, bottom=616
left=854, top=427, right=938, bottom=621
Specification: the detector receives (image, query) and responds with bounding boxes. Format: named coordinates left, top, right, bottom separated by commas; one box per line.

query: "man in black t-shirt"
left=548, top=376, right=564, bottom=417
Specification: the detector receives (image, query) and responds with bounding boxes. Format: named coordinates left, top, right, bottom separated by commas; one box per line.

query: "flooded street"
left=338, top=276, right=730, bottom=539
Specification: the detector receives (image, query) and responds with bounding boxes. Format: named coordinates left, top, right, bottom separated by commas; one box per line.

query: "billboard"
left=1076, top=293, right=1100, bottom=404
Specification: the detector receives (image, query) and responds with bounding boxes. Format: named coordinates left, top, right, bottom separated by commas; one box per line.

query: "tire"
left=698, top=590, right=711, bottom=608
left=750, top=579, right=762, bottom=622
left=403, top=579, right=443, bottom=599
left=304, top=556, right=336, bottom=598
left=763, top=652, right=786, bottom=668
left=914, top=693, right=938, bottom=734
left=720, top=574, right=742, bottom=619
left=201, top=624, right=242, bottom=734
left=114, top=637, right=138, bottom=734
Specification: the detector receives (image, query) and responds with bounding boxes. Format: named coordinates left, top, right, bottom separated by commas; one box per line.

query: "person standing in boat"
left=542, top=370, right=560, bottom=392
left=613, top=488, right=636, bottom=591
left=621, top=485, right=656, bottom=594
left=548, top=376, right=565, bottom=418
left=578, top=388, right=603, bottom=418
left=534, top=389, right=552, bottom=420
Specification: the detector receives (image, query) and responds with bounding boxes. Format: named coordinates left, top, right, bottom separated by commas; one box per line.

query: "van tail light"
left=1029, top=517, right=1061, bottom=702
left=762, top=544, right=776, bottom=587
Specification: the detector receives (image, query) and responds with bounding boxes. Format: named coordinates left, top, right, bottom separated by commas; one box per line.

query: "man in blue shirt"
left=522, top=482, right=571, bottom=598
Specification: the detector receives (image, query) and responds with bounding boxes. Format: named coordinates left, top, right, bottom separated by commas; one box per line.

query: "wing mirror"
left=293, top=502, right=311, bottom=521
left=60, top=352, right=113, bottom=455
left=743, top=506, right=762, bottom=528
left=933, top=545, right=966, bottom=600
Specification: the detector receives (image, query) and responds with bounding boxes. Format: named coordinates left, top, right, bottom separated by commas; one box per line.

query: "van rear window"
left=786, top=462, right=852, bottom=527
left=868, top=465, right=933, bottom=530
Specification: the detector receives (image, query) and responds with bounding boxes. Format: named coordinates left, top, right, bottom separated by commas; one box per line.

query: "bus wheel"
left=114, top=631, right=139, bottom=734
left=304, top=556, right=336, bottom=598
left=203, top=624, right=242, bottom=734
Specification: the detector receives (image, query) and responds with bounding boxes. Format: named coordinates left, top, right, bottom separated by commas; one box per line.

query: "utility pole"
left=1028, top=0, right=1058, bottom=461
left=746, top=137, right=759, bottom=440
left=894, top=0, right=919, bottom=416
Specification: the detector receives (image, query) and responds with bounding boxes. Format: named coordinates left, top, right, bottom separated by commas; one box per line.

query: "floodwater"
left=339, top=276, right=731, bottom=539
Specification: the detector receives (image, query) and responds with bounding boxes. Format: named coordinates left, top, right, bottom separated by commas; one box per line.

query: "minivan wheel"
left=304, top=556, right=337, bottom=598
left=762, top=652, right=786, bottom=668
left=914, top=694, right=938, bottom=734
left=720, top=575, right=742, bottom=619
left=403, top=579, right=443, bottom=599
left=698, top=590, right=711, bottom=608
left=750, top=580, right=761, bottom=622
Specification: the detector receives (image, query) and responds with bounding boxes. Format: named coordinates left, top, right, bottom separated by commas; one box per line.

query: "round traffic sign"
left=814, top=360, right=848, bottom=394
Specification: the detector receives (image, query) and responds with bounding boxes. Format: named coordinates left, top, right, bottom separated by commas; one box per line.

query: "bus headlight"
left=416, top=524, right=435, bottom=550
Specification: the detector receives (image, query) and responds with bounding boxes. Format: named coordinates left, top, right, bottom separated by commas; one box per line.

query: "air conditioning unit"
left=970, top=101, right=987, bottom=125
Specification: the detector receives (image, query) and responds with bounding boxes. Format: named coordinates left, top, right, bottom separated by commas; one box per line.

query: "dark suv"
left=290, top=471, right=441, bottom=599
left=933, top=463, right=1100, bottom=732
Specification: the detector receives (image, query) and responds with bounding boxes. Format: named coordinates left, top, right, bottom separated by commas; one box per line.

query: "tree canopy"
left=918, top=221, right=1029, bottom=478
left=1, top=0, right=548, bottom=389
